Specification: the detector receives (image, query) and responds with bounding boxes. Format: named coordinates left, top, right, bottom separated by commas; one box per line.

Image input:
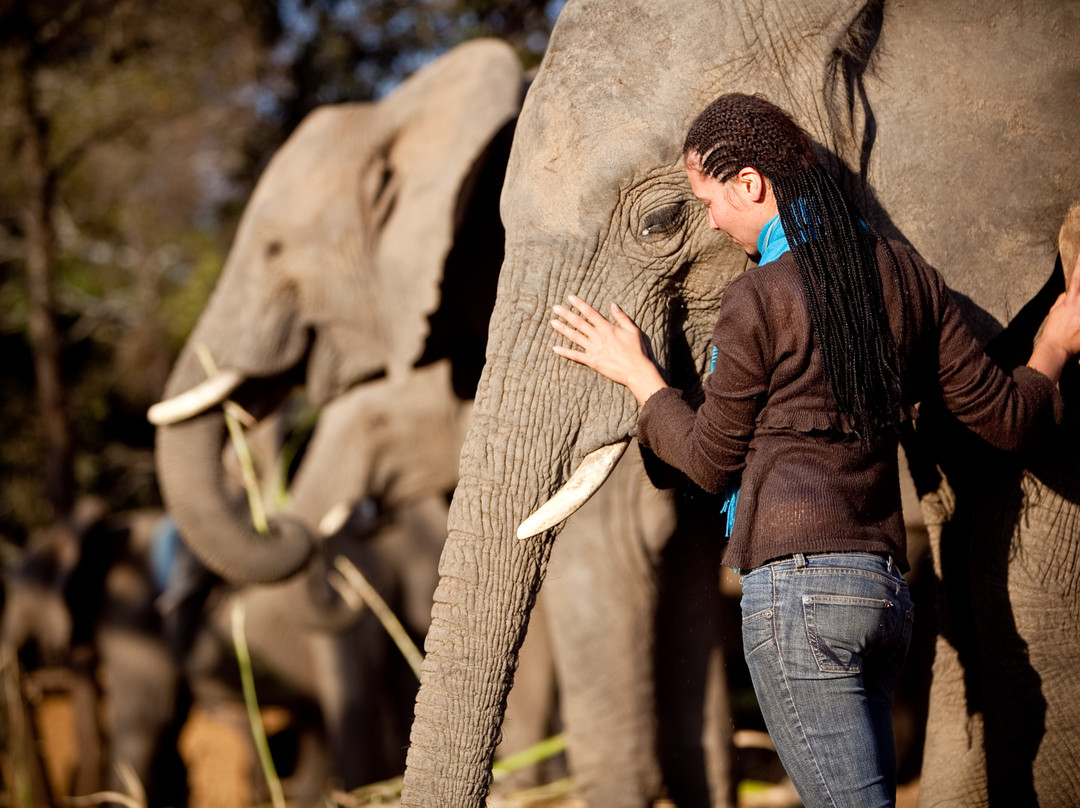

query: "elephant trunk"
left=155, top=410, right=312, bottom=584
left=401, top=503, right=554, bottom=806
left=401, top=252, right=640, bottom=803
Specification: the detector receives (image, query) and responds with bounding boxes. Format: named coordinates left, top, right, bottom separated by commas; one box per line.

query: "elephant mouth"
left=516, top=438, right=629, bottom=539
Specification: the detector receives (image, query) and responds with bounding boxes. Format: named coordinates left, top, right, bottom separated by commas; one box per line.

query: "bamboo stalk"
left=332, top=556, right=425, bottom=680
left=490, top=734, right=567, bottom=782
left=194, top=342, right=268, bottom=534
left=231, top=603, right=286, bottom=808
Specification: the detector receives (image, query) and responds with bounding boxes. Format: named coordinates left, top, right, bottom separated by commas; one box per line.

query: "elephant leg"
left=309, top=619, right=392, bottom=790
left=67, top=649, right=105, bottom=797
left=543, top=450, right=671, bottom=807
left=655, top=500, right=737, bottom=808
left=270, top=708, right=332, bottom=807
left=98, top=629, right=189, bottom=808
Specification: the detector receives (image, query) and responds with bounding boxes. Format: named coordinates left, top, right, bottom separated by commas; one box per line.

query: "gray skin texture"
left=400, top=1, right=1080, bottom=806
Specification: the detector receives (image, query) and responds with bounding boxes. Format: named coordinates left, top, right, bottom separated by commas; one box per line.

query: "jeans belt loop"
left=793, top=552, right=807, bottom=568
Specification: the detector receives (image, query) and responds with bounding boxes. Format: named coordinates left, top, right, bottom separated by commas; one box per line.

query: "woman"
left=550, top=92, right=1080, bottom=807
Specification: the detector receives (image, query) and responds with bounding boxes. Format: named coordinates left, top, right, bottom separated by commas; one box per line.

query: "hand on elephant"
left=551, top=295, right=669, bottom=405
left=1030, top=252, right=1080, bottom=383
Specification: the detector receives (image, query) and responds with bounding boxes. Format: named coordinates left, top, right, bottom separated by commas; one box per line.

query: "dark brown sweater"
left=637, top=240, right=1060, bottom=573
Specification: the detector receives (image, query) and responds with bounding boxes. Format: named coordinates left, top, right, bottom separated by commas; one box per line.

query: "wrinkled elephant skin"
left=401, top=2, right=1080, bottom=806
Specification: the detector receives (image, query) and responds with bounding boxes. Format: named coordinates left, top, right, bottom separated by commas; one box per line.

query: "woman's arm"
left=551, top=283, right=764, bottom=495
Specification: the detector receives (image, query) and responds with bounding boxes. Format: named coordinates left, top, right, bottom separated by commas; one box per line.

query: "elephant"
left=399, top=1, right=1080, bottom=806
left=149, top=39, right=562, bottom=798
left=150, top=38, right=522, bottom=586
left=151, top=35, right=746, bottom=805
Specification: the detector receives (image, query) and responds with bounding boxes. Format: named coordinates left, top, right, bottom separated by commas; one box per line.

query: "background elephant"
left=400, top=1, right=1080, bottom=806
left=175, top=363, right=476, bottom=800
left=150, top=38, right=521, bottom=587
left=149, top=39, right=526, bottom=798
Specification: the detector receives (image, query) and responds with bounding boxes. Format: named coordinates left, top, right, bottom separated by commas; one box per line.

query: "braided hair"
left=684, top=93, right=901, bottom=441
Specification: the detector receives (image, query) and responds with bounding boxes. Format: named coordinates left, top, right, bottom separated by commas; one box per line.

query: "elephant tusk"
left=517, top=440, right=630, bottom=539
left=319, top=501, right=353, bottom=537
left=147, top=371, right=244, bottom=425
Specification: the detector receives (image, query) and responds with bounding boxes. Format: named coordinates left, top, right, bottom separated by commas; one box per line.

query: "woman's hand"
left=1029, top=252, right=1080, bottom=383
left=551, top=295, right=669, bottom=405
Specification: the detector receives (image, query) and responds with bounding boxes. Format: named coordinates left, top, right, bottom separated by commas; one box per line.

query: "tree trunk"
left=10, top=41, right=74, bottom=520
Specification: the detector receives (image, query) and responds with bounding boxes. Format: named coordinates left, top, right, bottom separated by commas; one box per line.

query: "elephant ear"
left=369, top=38, right=523, bottom=378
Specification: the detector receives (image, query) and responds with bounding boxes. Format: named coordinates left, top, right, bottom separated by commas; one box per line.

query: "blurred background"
left=0, top=0, right=564, bottom=541
left=0, top=4, right=573, bottom=806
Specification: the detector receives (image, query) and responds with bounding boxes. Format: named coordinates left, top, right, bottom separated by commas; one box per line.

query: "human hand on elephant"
left=1029, top=252, right=1080, bottom=383
left=551, top=295, right=669, bottom=405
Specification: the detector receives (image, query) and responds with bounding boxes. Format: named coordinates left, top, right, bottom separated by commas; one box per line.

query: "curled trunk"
left=155, top=411, right=312, bottom=584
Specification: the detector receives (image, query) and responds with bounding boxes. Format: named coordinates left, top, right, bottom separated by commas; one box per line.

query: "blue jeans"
left=740, top=552, right=914, bottom=808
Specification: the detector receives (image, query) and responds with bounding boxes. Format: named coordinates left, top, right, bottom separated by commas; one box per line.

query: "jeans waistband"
left=761, top=550, right=895, bottom=573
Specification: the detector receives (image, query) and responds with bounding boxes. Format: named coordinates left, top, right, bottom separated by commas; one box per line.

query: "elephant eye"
left=638, top=202, right=685, bottom=240
left=266, top=240, right=283, bottom=259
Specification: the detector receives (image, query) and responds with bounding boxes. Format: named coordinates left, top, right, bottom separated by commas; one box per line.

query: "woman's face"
left=686, top=161, right=775, bottom=256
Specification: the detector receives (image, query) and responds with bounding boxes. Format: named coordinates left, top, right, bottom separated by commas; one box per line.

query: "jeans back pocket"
left=801, top=593, right=902, bottom=674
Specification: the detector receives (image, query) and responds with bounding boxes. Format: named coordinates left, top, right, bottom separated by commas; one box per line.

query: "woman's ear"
left=735, top=166, right=768, bottom=203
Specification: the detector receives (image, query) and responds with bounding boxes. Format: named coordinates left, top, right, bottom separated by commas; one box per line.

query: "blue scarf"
left=710, top=214, right=791, bottom=538
left=756, top=213, right=790, bottom=266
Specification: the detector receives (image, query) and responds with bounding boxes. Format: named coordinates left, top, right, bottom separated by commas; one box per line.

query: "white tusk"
left=319, top=501, right=353, bottom=537
left=320, top=497, right=378, bottom=538
left=517, top=440, right=629, bottom=539
left=147, top=371, right=244, bottom=425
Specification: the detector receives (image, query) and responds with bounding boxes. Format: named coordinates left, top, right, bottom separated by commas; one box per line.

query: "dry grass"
left=34, top=693, right=918, bottom=808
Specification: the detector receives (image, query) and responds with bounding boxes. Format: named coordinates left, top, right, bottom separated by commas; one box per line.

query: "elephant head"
left=401, top=1, right=1080, bottom=804
left=151, top=40, right=523, bottom=584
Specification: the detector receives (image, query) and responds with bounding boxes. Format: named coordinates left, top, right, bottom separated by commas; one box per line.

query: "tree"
left=0, top=0, right=281, bottom=532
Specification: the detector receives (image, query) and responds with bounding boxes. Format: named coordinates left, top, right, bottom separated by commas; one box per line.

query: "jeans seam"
left=765, top=566, right=839, bottom=807
left=773, top=615, right=839, bottom=808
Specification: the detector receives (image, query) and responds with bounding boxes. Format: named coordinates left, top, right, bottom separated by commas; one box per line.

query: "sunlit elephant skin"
left=912, top=235, right=1080, bottom=805
left=400, top=1, right=1080, bottom=806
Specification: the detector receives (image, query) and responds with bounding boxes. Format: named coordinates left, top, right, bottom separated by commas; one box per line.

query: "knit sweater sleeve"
left=927, top=264, right=1061, bottom=449
left=637, top=274, right=767, bottom=494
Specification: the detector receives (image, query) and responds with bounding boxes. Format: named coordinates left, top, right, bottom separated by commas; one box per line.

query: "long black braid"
left=684, top=93, right=902, bottom=441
